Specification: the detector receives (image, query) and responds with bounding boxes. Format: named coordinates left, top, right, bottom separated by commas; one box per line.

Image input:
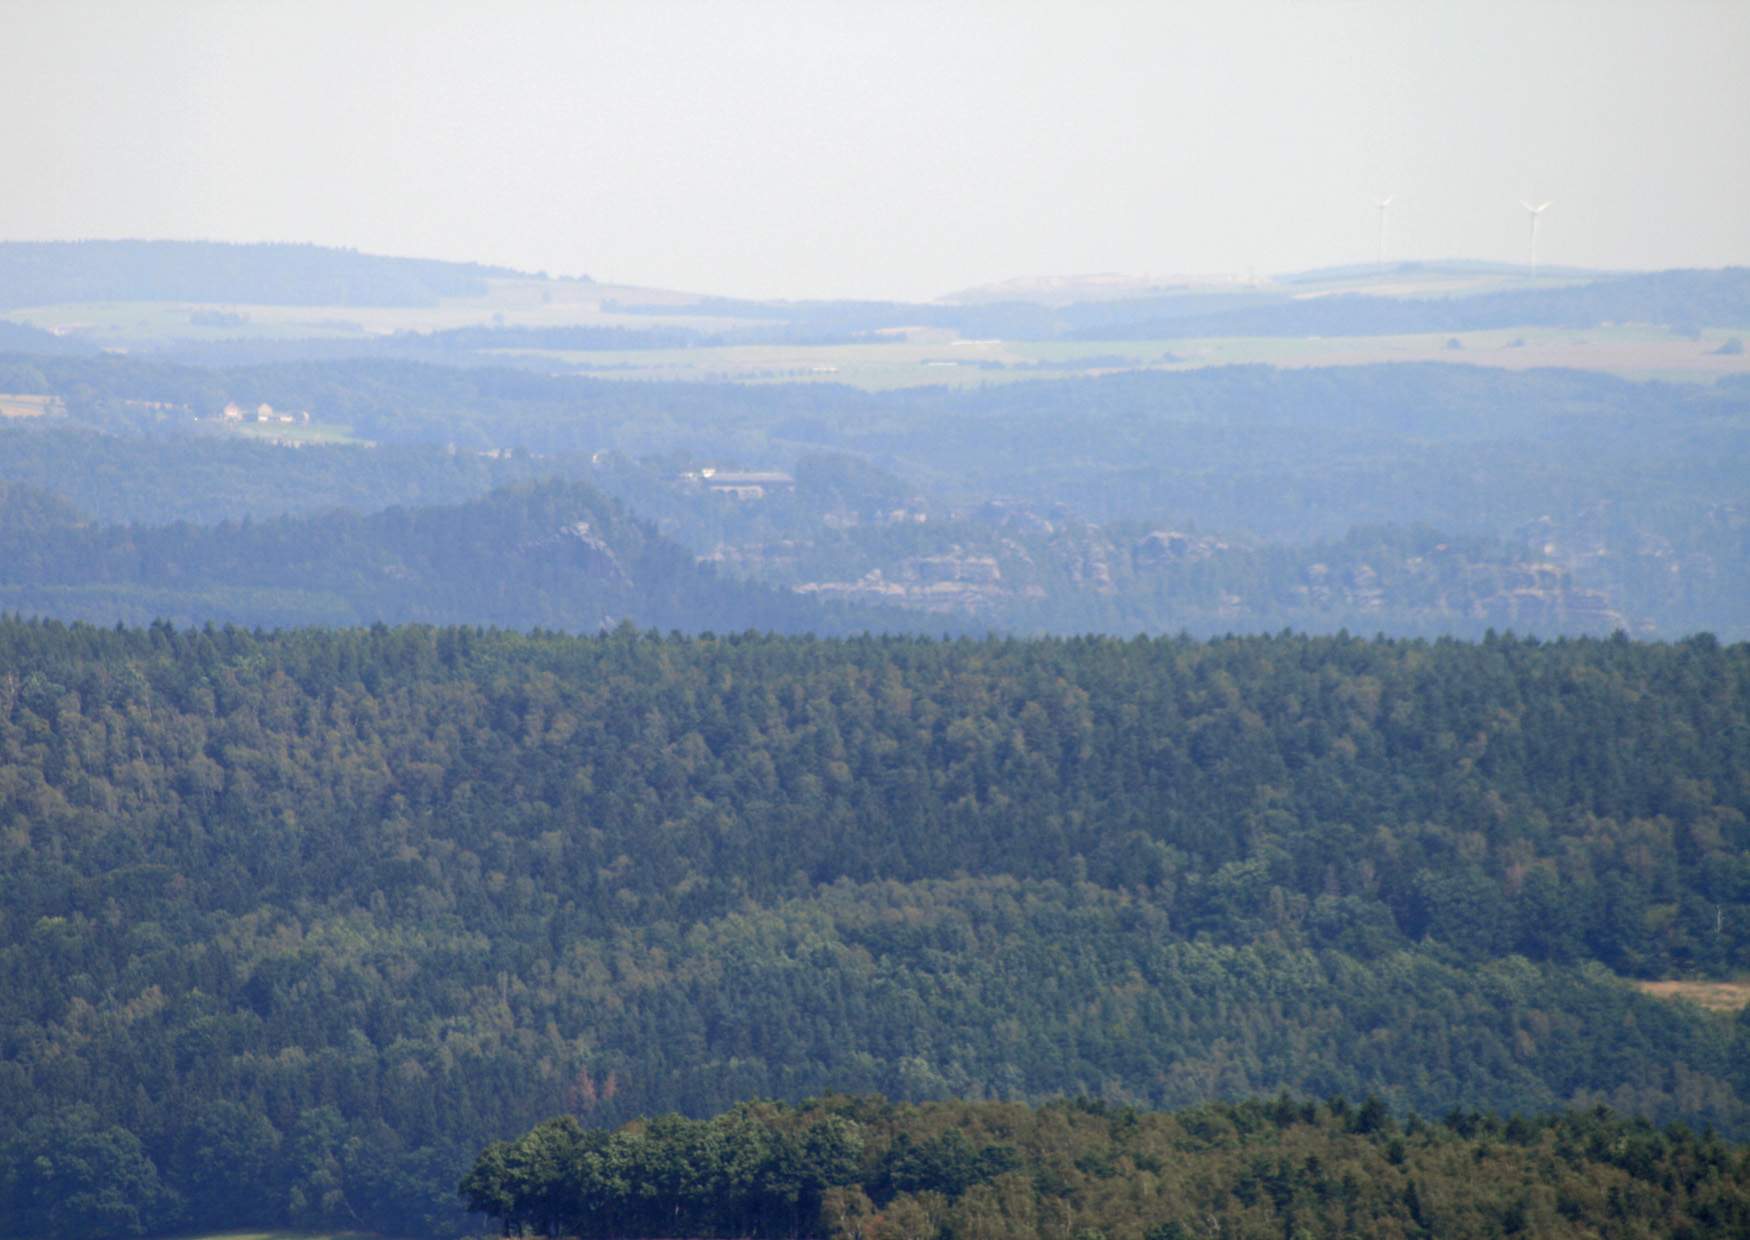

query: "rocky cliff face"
left=795, top=547, right=1026, bottom=614
left=716, top=502, right=1645, bottom=635
left=1516, top=501, right=1745, bottom=634
left=515, top=519, right=631, bottom=586
left=1284, top=549, right=1629, bottom=635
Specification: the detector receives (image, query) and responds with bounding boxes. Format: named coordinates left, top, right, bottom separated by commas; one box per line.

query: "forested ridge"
left=1, top=621, right=1747, bottom=1235
left=0, top=474, right=1661, bottom=639
left=0, top=426, right=564, bottom=526
left=0, top=478, right=897, bottom=634
left=465, top=1094, right=1750, bottom=1239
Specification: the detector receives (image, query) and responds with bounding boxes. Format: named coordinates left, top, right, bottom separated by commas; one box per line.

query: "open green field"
left=225, top=419, right=369, bottom=446
left=1277, top=265, right=1601, bottom=300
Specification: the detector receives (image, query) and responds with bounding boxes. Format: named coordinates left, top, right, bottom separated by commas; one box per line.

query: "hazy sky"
left=6, top=0, right=1748, bottom=300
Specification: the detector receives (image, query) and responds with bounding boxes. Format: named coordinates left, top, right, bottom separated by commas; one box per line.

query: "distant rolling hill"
left=1065, top=267, right=1750, bottom=340
left=2, top=242, right=1745, bottom=353
left=0, top=239, right=528, bottom=309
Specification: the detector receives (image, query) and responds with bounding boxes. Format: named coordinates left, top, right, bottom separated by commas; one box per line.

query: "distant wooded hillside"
left=0, top=478, right=892, bottom=633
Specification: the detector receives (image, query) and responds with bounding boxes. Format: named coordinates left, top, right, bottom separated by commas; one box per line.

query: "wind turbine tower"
left=1521, top=200, right=1553, bottom=277
left=1372, top=196, right=1393, bottom=270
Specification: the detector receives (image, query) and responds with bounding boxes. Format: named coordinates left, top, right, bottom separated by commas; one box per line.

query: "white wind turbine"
left=1521, top=200, right=1553, bottom=277
left=1372, top=196, right=1394, bottom=270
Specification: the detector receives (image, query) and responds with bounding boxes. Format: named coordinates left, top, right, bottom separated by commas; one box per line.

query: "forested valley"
left=2, top=353, right=1746, bottom=638
left=1, top=621, right=1746, bottom=1235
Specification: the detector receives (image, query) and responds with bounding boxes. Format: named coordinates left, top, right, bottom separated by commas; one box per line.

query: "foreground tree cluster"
left=1, top=620, right=1746, bottom=1235
left=465, top=1094, right=1750, bottom=1239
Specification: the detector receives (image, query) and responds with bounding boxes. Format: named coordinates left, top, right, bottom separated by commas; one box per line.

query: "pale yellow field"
left=1635, top=978, right=1750, bottom=1014
left=0, top=393, right=65, bottom=418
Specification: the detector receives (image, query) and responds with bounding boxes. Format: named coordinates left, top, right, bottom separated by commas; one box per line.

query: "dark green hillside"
left=0, top=424, right=575, bottom=525
left=0, top=319, right=97, bottom=354
left=0, top=462, right=1675, bottom=639
left=12, top=352, right=1744, bottom=508
left=465, top=1095, right=1750, bottom=1239
left=0, top=624, right=1747, bottom=1234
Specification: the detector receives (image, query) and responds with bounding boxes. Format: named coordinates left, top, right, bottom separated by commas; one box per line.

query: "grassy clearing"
left=227, top=420, right=368, bottom=446
left=1635, top=978, right=1750, bottom=1014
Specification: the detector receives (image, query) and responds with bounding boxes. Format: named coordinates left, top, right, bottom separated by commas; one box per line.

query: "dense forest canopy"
left=1, top=622, right=1746, bottom=1235
left=462, top=1094, right=1750, bottom=1239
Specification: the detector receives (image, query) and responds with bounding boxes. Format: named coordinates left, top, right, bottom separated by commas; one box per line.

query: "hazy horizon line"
left=1, top=233, right=1711, bottom=305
